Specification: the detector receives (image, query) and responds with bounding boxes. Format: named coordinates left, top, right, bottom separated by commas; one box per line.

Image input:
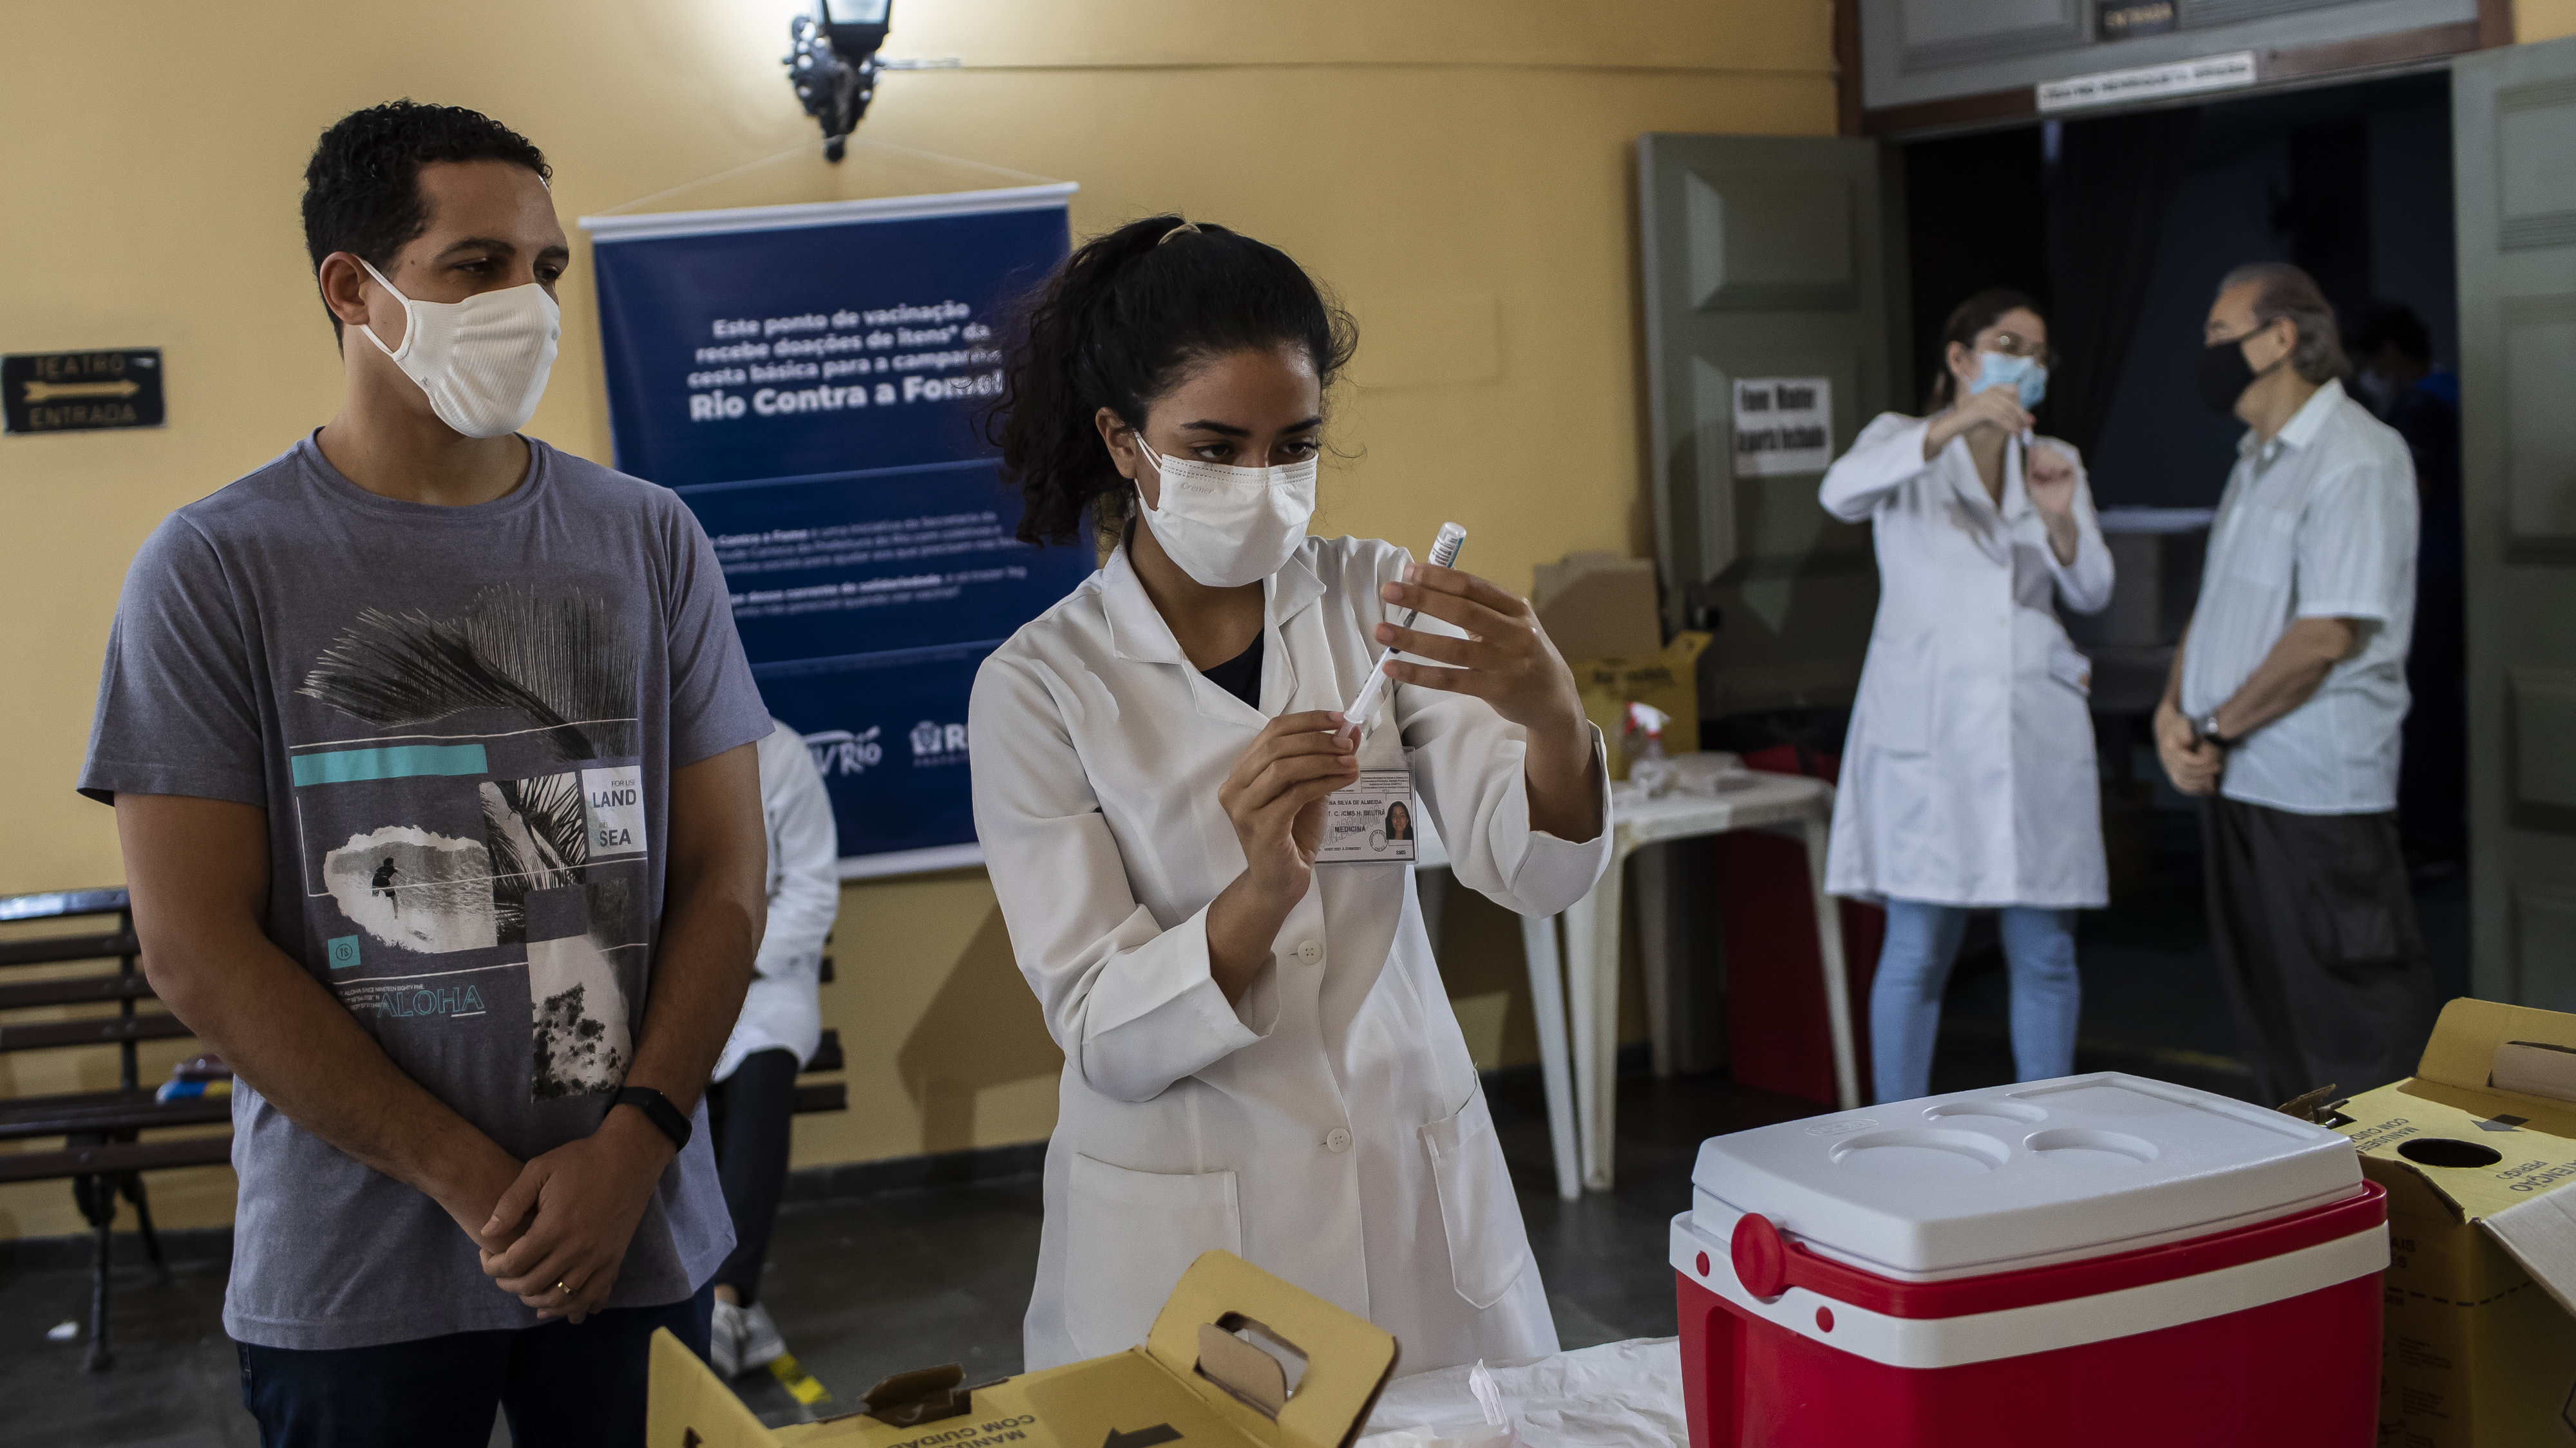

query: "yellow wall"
left=2524, top=0, right=2576, bottom=41
left=0, top=0, right=1833, bottom=1237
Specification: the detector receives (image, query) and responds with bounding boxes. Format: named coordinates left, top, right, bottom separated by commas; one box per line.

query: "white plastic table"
left=1520, top=771, right=1854, bottom=1196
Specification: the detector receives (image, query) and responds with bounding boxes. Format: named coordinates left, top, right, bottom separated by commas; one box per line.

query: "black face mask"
left=2196, top=336, right=2259, bottom=414
left=2196, top=324, right=2286, bottom=415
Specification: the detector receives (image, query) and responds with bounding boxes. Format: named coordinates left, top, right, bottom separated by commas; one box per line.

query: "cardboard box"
left=1530, top=552, right=1710, bottom=778
left=1532, top=551, right=1662, bottom=663
left=1570, top=634, right=1712, bottom=782
left=648, top=1250, right=1399, bottom=1448
left=2332, top=999, right=2576, bottom=1446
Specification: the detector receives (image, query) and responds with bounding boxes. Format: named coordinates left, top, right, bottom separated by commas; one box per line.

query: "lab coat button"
left=1296, top=939, right=1323, bottom=964
left=1325, top=1127, right=1352, bottom=1153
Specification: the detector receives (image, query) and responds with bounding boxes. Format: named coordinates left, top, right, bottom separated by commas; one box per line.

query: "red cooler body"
left=1672, top=1073, right=2386, bottom=1447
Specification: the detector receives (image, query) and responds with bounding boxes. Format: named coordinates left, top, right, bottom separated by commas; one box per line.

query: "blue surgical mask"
left=1974, top=351, right=2048, bottom=409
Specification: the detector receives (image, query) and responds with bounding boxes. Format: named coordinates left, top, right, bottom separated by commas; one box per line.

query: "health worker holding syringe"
left=1818, top=288, right=2115, bottom=1106
left=967, top=216, right=1608, bottom=1373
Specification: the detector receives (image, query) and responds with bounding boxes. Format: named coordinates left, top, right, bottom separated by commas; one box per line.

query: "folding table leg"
left=1801, top=809, right=1861, bottom=1111
left=1517, top=914, right=1581, bottom=1201
left=1567, top=847, right=1630, bottom=1192
left=1634, top=842, right=1674, bottom=1078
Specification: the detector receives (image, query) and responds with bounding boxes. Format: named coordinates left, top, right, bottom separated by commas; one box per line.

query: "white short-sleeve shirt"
left=2180, top=379, right=2418, bottom=814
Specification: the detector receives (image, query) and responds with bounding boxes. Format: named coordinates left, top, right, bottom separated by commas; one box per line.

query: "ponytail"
left=984, top=215, right=1356, bottom=550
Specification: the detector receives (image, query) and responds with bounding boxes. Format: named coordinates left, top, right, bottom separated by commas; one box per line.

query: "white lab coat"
left=969, top=536, right=1611, bottom=1373
left=1819, top=414, right=2115, bottom=908
left=712, top=719, right=840, bottom=1082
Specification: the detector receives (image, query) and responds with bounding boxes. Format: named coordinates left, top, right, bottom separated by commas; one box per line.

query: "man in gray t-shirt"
left=81, top=102, right=769, bottom=1447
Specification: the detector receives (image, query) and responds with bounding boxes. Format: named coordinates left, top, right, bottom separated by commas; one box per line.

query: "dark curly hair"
left=301, top=100, right=551, bottom=339
left=1926, top=287, right=2043, bottom=410
left=984, top=216, right=1356, bottom=550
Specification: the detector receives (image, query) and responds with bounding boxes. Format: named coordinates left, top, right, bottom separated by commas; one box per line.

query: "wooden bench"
left=0, top=889, right=846, bottom=1371
left=0, top=887, right=227, bottom=1371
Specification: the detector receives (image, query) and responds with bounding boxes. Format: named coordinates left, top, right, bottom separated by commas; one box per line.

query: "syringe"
left=1343, top=521, right=1468, bottom=737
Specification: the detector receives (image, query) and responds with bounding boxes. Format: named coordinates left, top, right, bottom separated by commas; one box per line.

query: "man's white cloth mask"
left=358, top=257, right=561, bottom=438
left=1133, top=437, right=1318, bottom=588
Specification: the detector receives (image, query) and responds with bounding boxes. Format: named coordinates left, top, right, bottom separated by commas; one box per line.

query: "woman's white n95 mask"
left=1133, top=437, right=1318, bottom=588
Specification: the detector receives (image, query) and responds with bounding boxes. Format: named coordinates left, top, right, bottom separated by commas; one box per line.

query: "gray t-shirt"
left=80, top=433, right=772, bottom=1350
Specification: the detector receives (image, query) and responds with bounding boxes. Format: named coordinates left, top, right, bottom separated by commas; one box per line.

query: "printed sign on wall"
left=1732, top=376, right=1834, bottom=478
left=3, top=349, right=164, bottom=434
left=582, top=185, right=1091, bottom=875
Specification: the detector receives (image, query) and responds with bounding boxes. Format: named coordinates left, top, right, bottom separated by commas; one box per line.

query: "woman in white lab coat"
left=1819, top=288, right=2114, bottom=1105
left=969, top=216, right=1610, bottom=1371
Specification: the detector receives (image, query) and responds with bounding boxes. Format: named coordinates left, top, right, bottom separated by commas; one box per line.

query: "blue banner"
left=582, top=187, right=1090, bottom=872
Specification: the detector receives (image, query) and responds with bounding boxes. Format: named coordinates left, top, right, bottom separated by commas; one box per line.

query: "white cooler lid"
left=1691, top=1072, right=2361, bottom=1281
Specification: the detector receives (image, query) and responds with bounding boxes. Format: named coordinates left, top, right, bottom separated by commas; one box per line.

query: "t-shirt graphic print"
left=79, top=435, right=772, bottom=1350
left=289, top=584, right=649, bottom=1102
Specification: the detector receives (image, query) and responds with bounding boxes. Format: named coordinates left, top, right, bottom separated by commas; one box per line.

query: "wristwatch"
left=609, top=1085, right=692, bottom=1152
left=2197, top=711, right=2236, bottom=750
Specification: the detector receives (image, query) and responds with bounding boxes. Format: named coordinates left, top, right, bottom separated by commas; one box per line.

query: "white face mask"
left=1133, top=437, right=1317, bottom=588
left=357, top=257, right=561, bottom=438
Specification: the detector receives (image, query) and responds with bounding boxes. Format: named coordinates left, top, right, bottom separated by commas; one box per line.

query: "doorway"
left=1879, top=73, right=2475, bottom=1092
left=1900, top=71, right=2458, bottom=505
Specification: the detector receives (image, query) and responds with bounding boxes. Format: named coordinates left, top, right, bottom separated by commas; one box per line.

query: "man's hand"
left=473, top=740, right=766, bottom=1319
left=478, top=1107, right=676, bottom=1322
left=2155, top=702, right=2223, bottom=796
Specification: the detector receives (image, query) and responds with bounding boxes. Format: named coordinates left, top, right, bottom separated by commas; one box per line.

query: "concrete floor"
left=0, top=806, right=2472, bottom=1444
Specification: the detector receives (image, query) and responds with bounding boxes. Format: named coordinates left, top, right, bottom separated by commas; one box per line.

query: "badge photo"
left=1317, top=769, right=1417, bottom=864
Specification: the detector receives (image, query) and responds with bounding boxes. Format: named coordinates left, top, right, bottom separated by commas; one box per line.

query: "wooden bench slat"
left=0, top=1088, right=232, bottom=1141
left=0, top=1013, right=194, bottom=1051
left=0, top=1134, right=232, bottom=1185
left=0, top=975, right=153, bottom=1012
left=791, top=1082, right=847, bottom=1114
left=0, top=932, right=138, bottom=969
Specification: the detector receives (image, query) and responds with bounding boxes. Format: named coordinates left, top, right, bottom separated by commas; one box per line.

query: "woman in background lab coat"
left=969, top=216, right=1609, bottom=1372
left=1819, top=288, right=2114, bottom=1105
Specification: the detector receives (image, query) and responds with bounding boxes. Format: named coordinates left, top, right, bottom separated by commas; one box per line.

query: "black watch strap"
left=611, top=1086, right=692, bottom=1152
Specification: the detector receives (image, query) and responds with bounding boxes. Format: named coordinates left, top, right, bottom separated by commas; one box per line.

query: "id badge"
left=1318, top=768, right=1417, bottom=864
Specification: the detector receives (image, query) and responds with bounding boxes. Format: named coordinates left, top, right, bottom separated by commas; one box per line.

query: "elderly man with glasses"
left=2155, top=261, right=2438, bottom=1109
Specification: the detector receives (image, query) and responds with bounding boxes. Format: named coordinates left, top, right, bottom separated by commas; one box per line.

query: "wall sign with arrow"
left=4, top=349, right=164, bottom=435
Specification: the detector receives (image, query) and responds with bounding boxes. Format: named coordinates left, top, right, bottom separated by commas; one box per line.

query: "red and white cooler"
left=1670, top=1072, right=2386, bottom=1447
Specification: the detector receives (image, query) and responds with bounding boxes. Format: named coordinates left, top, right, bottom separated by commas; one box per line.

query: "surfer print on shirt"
left=290, top=584, right=647, bottom=1100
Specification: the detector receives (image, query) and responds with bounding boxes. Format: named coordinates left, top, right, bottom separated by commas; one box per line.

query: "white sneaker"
left=708, top=1297, right=746, bottom=1378
left=739, top=1301, right=788, bottom=1373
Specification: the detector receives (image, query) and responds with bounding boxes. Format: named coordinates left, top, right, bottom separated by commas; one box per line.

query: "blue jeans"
left=236, top=1281, right=714, bottom=1448
left=1869, top=901, right=2080, bottom=1104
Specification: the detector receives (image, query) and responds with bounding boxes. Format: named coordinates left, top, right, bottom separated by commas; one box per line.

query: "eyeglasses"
left=1978, top=331, right=2061, bottom=370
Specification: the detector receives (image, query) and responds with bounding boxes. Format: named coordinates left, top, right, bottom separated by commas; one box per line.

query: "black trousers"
left=705, top=1046, right=799, bottom=1307
left=239, top=1284, right=710, bottom=1447
left=2202, top=796, right=2438, bottom=1107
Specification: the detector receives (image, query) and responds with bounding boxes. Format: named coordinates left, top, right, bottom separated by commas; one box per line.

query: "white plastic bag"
left=1356, top=1360, right=1515, bottom=1448
left=1361, top=1339, right=1687, bottom=1448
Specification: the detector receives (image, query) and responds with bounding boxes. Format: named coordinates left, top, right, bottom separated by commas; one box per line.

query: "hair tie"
left=1157, top=221, right=1202, bottom=246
